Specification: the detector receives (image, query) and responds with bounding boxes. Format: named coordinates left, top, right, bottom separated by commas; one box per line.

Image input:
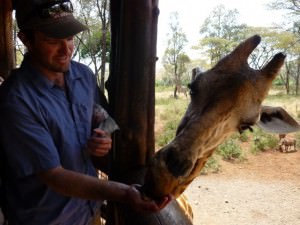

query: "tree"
left=197, top=5, right=247, bottom=65
left=268, top=0, right=300, bottom=94
left=268, top=0, right=300, bottom=17
left=97, top=0, right=110, bottom=91
left=242, top=27, right=280, bottom=69
left=275, top=31, right=300, bottom=94
left=162, top=12, right=189, bottom=98
left=74, top=0, right=110, bottom=91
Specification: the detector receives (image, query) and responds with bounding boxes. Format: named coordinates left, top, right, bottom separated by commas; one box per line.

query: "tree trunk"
left=98, top=0, right=109, bottom=92
left=283, top=62, right=290, bottom=95
left=0, top=0, right=14, bottom=79
left=296, top=57, right=300, bottom=95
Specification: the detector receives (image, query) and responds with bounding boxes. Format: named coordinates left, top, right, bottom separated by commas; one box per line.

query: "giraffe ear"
left=257, top=106, right=300, bottom=133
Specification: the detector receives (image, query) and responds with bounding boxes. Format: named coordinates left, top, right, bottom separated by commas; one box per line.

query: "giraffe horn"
left=214, top=35, right=261, bottom=70
left=261, top=53, right=286, bottom=79
left=230, top=34, right=261, bottom=61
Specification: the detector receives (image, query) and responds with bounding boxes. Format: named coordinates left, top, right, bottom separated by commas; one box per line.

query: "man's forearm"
left=38, top=166, right=128, bottom=202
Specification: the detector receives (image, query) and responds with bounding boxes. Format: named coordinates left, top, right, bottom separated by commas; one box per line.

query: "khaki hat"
left=15, top=0, right=88, bottom=39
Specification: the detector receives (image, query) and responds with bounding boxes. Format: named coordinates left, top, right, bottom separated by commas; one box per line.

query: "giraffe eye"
left=188, top=83, right=197, bottom=96
left=238, top=123, right=254, bottom=134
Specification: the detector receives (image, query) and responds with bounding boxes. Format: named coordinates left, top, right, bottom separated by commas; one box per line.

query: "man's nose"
left=59, top=40, right=70, bottom=54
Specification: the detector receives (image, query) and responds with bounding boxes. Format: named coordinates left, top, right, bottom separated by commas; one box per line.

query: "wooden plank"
left=106, top=0, right=160, bottom=224
left=0, top=0, right=14, bottom=79
left=107, top=0, right=159, bottom=183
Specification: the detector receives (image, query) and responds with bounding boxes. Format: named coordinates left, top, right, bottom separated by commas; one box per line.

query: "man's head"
left=15, top=0, right=87, bottom=39
left=14, top=1, right=86, bottom=75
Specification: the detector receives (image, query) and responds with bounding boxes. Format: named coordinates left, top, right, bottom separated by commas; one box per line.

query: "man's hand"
left=87, top=129, right=112, bottom=157
left=124, top=185, right=172, bottom=213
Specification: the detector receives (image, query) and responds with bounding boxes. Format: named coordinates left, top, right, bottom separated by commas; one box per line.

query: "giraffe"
left=142, top=35, right=300, bottom=200
left=278, top=134, right=297, bottom=153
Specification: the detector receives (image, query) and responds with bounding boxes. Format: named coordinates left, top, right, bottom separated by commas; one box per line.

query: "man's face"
left=28, top=31, right=74, bottom=74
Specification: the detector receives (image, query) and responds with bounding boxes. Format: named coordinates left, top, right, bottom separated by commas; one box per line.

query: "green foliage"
left=155, top=84, right=172, bottom=92
left=268, top=0, right=300, bottom=18
left=73, top=0, right=110, bottom=89
left=216, top=138, right=245, bottom=161
left=295, top=132, right=300, bottom=148
left=239, top=131, right=250, bottom=142
left=273, top=77, right=284, bottom=86
left=197, top=4, right=247, bottom=65
left=156, top=119, right=178, bottom=147
left=156, top=95, right=188, bottom=147
left=80, top=30, right=111, bottom=60
left=155, top=78, right=173, bottom=87
left=296, top=110, right=300, bottom=119
left=201, top=155, right=221, bottom=175
left=194, top=3, right=300, bottom=94
left=250, top=128, right=278, bottom=154
left=162, top=11, right=189, bottom=91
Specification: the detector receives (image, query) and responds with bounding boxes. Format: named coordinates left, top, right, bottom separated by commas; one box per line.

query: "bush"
left=239, top=131, right=250, bottom=142
left=156, top=119, right=178, bottom=147
left=156, top=96, right=188, bottom=148
left=201, top=155, right=221, bottom=175
left=250, top=128, right=278, bottom=154
left=294, top=132, right=300, bottom=148
left=296, top=109, right=300, bottom=119
left=216, top=138, right=245, bottom=161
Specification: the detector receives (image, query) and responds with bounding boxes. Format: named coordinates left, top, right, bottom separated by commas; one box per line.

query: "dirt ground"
left=184, top=149, right=300, bottom=225
left=1, top=147, right=299, bottom=225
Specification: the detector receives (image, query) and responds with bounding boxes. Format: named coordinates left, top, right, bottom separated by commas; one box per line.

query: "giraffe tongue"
left=137, top=185, right=170, bottom=204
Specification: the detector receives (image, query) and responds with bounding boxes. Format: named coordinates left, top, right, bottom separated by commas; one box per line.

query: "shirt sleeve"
left=0, top=94, right=61, bottom=178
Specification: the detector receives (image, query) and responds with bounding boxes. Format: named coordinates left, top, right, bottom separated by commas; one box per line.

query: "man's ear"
left=17, top=31, right=32, bottom=51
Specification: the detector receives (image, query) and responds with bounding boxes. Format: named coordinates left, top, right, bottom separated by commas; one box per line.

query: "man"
left=0, top=0, right=170, bottom=224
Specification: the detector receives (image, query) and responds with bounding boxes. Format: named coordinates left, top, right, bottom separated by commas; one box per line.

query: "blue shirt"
left=0, top=55, right=100, bottom=225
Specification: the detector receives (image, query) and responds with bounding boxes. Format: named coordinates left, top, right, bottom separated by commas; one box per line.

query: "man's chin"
left=53, top=64, right=70, bottom=73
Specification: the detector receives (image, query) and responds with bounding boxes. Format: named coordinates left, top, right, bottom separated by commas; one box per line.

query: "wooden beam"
left=107, top=0, right=159, bottom=183
left=105, top=0, right=160, bottom=224
left=0, top=0, right=14, bottom=79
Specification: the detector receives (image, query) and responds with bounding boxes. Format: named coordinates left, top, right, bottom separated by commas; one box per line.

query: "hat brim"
left=36, top=15, right=88, bottom=39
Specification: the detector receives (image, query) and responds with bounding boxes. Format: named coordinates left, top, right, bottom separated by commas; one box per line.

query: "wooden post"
left=0, top=0, right=14, bottom=79
left=106, top=0, right=159, bottom=224
left=106, top=1, right=193, bottom=225
left=107, top=0, right=159, bottom=183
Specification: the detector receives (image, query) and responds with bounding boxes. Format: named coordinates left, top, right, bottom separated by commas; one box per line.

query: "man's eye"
left=67, top=36, right=74, bottom=41
left=44, top=38, right=57, bottom=44
left=47, top=41, right=57, bottom=44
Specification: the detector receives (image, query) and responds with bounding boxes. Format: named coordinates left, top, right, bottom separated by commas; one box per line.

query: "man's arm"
left=38, top=166, right=171, bottom=213
left=38, top=166, right=126, bottom=201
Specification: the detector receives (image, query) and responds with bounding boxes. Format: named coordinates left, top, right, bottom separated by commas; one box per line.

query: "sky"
left=156, top=0, right=285, bottom=65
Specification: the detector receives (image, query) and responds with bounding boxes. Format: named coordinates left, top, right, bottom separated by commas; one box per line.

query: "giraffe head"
left=142, top=35, right=287, bottom=200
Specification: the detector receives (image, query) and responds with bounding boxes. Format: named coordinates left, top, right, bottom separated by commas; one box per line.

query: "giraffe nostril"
left=165, top=147, right=193, bottom=177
